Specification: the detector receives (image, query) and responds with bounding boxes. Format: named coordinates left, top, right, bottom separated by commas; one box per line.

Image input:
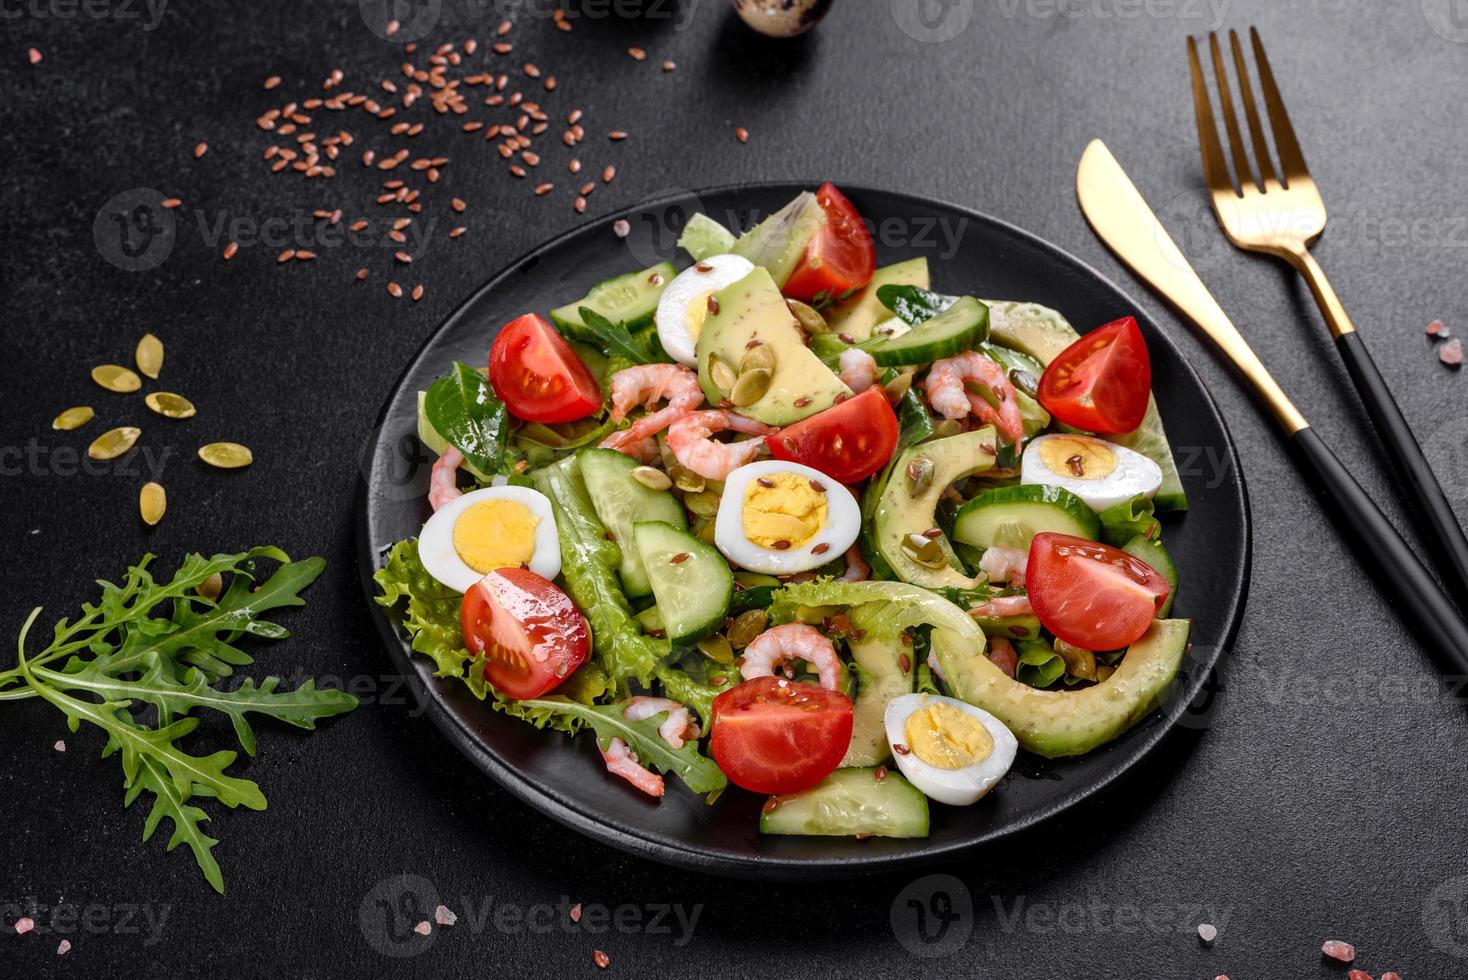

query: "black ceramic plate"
left=357, top=183, right=1249, bottom=879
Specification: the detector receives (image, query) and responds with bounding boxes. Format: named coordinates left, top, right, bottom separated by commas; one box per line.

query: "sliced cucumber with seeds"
left=866, top=296, right=990, bottom=366
left=953, top=484, right=1101, bottom=551
left=1122, top=535, right=1178, bottom=618
left=759, top=767, right=929, bottom=838
left=632, top=521, right=732, bottom=644
left=550, top=261, right=676, bottom=340
left=577, top=448, right=686, bottom=598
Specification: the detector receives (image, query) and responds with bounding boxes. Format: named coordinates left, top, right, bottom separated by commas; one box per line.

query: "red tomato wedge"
left=782, top=183, right=877, bottom=306
left=488, top=313, right=602, bottom=424
left=709, top=677, right=853, bottom=795
left=460, top=567, right=590, bottom=700
left=1036, top=316, right=1152, bottom=434
left=766, top=386, right=899, bottom=484
left=1025, top=532, right=1170, bottom=651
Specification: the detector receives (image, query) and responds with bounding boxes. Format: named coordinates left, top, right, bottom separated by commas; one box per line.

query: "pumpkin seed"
left=51, top=406, right=95, bottom=431
left=1096, top=664, right=1115, bottom=683
left=135, top=333, right=164, bottom=379
left=91, top=364, right=142, bottom=393
left=730, top=367, right=772, bottom=407
left=694, top=518, right=717, bottom=546
left=139, top=482, right=166, bottom=526
left=709, top=355, right=738, bottom=395
left=683, top=489, right=721, bottom=518
left=1007, top=367, right=1039, bottom=398
left=727, top=609, right=768, bottom=649
left=904, top=454, right=935, bottom=497
left=88, top=426, right=141, bottom=460
left=786, top=299, right=828, bottom=335
left=883, top=371, right=914, bottom=403
left=901, top=531, right=949, bottom=569
left=669, top=463, right=706, bottom=494
left=630, top=465, right=672, bottom=491
left=196, top=572, right=224, bottom=601
left=144, top=391, right=196, bottom=419
left=933, top=418, right=963, bottom=439
left=198, top=442, right=253, bottom=468
left=739, top=342, right=776, bottom=375
left=696, top=634, right=735, bottom=664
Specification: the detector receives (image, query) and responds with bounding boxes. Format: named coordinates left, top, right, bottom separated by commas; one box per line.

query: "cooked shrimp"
left=599, top=737, right=664, bottom=797
left=666, top=410, right=776, bottom=480
left=978, top=545, right=1028, bottom=588
left=968, top=595, right=1033, bottom=619
left=623, top=697, right=699, bottom=750
left=923, top=351, right=1024, bottom=443
left=840, top=545, right=870, bottom=582
left=739, top=623, right=842, bottom=691
left=600, top=363, right=704, bottom=457
left=599, top=429, right=661, bottom=463
left=838, top=348, right=878, bottom=393
left=428, top=445, right=464, bottom=512
left=985, top=636, right=1018, bottom=678
left=927, top=649, right=946, bottom=685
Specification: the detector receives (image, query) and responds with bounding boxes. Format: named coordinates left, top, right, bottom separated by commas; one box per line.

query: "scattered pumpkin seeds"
left=669, top=463, right=706, bottom=494
left=905, top=454, right=935, bottom=497
left=198, top=442, right=253, bottom=468
left=144, top=391, right=197, bottom=419
left=139, top=482, right=167, bottom=526
left=730, top=367, right=772, bottom=407
left=630, top=465, right=672, bottom=491
left=91, top=364, right=142, bottom=393
left=51, top=406, right=95, bottom=431
left=683, top=490, right=721, bottom=518
left=88, top=426, right=142, bottom=460
left=787, top=299, right=828, bottom=335
left=697, top=634, right=735, bottom=664
left=901, top=531, right=949, bottom=569
left=739, top=343, right=777, bottom=375
left=727, top=609, right=768, bottom=649
left=135, top=333, right=164, bottom=379
left=694, top=518, right=718, bottom=546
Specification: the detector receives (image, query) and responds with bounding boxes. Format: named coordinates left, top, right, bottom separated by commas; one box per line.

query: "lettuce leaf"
left=1098, top=493, right=1161, bottom=546
left=769, top=579, right=983, bottom=646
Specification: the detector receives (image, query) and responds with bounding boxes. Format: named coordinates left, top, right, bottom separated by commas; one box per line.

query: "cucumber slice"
left=973, top=612, right=1042, bottom=642
left=678, top=213, right=737, bottom=261
left=953, top=484, right=1101, bottom=551
left=550, top=261, right=676, bottom=340
left=1122, top=535, right=1178, bottom=618
left=577, top=449, right=686, bottom=598
left=866, top=296, right=990, bottom=366
left=632, top=521, right=733, bottom=644
left=759, top=767, right=929, bottom=838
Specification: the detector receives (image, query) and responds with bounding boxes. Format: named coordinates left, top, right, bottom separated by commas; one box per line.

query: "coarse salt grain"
left=15, top=917, right=34, bottom=934
left=1381, top=972, right=1402, bottom=980
left=612, top=220, right=630, bottom=238
left=434, top=905, right=456, bottom=926
left=1440, top=338, right=1463, bottom=366
left=1346, top=971, right=1371, bottom=980
left=54, top=740, right=65, bottom=752
left=1322, top=939, right=1355, bottom=962
left=1197, top=923, right=1217, bottom=942
left=1427, top=319, right=1447, bottom=337
left=57, top=939, right=71, bottom=955
left=27, top=47, right=42, bottom=65
left=569, top=902, right=582, bottom=922
left=413, top=921, right=431, bottom=936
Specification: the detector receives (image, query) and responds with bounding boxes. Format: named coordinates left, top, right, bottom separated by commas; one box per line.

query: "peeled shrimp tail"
left=838, top=348, right=879, bottom=393
left=739, top=623, right=843, bottom=691
left=428, top=445, right=464, bottom=512
left=666, top=410, right=777, bottom=481
left=600, top=737, right=665, bottom=797
left=624, top=696, right=698, bottom=750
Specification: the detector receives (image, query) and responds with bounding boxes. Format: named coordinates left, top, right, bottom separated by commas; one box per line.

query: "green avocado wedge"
left=983, top=300, right=1187, bottom=512
left=932, top=617, right=1192, bottom=758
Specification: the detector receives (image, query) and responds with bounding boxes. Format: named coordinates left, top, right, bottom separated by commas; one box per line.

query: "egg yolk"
left=684, top=291, right=714, bottom=344
left=904, top=703, right=994, bottom=770
left=1039, top=435, right=1117, bottom=481
left=452, top=499, right=539, bottom=574
left=741, top=471, right=828, bottom=550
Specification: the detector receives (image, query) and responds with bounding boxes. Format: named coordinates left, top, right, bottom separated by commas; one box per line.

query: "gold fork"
left=1188, top=27, right=1468, bottom=601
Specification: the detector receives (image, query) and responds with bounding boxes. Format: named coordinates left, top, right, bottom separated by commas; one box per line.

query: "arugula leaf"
left=577, top=307, right=662, bottom=365
left=521, top=697, right=727, bottom=796
left=424, top=362, right=514, bottom=475
left=130, top=752, right=224, bottom=892
left=654, top=662, right=734, bottom=728
left=876, top=284, right=960, bottom=325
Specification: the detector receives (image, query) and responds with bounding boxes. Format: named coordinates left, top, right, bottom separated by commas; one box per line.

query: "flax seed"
left=493, top=42, right=512, bottom=55
left=522, top=151, right=540, bottom=166
left=388, top=281, right=403, bottom=297
left=535, top=183, right=554, bottom=195
left=264, top=75, right=281, bottom=89
left=356, top=268, right=369, bottom=281
left=296, top=250, right=316, bottom=261
left=193, top=142, right=208, bottom=159
left=411, top=284, right=424, bottom=301
left=628, top=47, right=646, bottom=61
left=523, top=63, right=541, bottom=78
left=222, top=242, right=238, bottom=260
left=574, top=196, right=587, bottom=213
left=608, top=130, right=628, bottom=141
left=385, top=18, right=400, bottom=36
left=580, top=182, right=595, bottom=195
left=277, top=249, right=296, bottom=263
left=735, top=127, right=749, bottom=143
left=568, top=158, right=582, bottom=174
left=662, top=61, right=676, bottom=72
left=449, top=226, right=467, bottom=238
left=544, top=76, right=556, bottom=91
left=161, top=198, right=182, bottom=209
left=602, top=165, right=616, bottom=184
left=510, top=165, right=526, bottom=177
left=496, top=19, right=512, bottom=36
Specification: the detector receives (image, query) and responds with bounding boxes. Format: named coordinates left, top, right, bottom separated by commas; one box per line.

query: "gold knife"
left=1075, top=138, right=1468, bottom=669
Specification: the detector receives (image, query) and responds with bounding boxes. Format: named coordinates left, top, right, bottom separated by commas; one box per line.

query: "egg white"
left=884, top=694, right=1018, bottom=806
left=655, top=254, right=756, bottom=366
left=1020, top=433, right=1163, bottom=513
left=714, top=460, right=860, bottom=575
left=418, top=485, right=561, bottom=593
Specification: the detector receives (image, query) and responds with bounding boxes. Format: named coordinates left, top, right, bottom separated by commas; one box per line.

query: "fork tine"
left=1228, top=29, right=1279, bottom=188
left=1207, top=32, right=1257, bottom=192
left=1250, top=26, right=1310, bottom=182
left=1187, top=36, right=1236, bottom=196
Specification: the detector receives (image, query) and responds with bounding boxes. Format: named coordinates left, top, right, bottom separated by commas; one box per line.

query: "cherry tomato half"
left=766, top=386, right=899, bottom=484
left=1025, top=532, right=1170, bottom=651
left=1036, top=316, right=1152, bottom=434
left=709, top=677, right=853, bottom=795
left=460, top=567, right=590, bottom=700
left=488, top=313, right=602, bottom=424
left=782, top=183, right=877, bottom=307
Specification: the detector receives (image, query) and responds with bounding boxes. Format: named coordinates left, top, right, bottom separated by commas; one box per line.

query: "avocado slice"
left=730, top=192, right=826, bottom=288
left=871, top=427, right=997, bottom=589
left=840, top=610, right=916, bottom=767
left=932, top=618, right=1192, bottom=758
left=983, top=299, right=1187, bottom=512
left=824, top=257, right=931, bottom=341
left=695, top=267, right=851, bottom=425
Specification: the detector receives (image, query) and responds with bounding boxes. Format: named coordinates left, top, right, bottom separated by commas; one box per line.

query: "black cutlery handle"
left=1336, top=332, right=1468, bottom=600
left=1290, top=426, right=1468, bottom=675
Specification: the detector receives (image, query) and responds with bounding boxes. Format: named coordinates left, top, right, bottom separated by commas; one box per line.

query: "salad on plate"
left=375, top=184, right=1192, bottom=839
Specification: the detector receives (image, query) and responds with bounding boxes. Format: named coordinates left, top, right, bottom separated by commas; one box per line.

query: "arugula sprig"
left=576, top=307, right=664, bottom=364
left=5, top=549, right=356, bottom=892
